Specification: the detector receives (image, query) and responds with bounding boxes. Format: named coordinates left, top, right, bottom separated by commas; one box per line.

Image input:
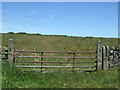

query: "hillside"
left=2, top=33, right=118, bottom=51
left=1, top=33, right=119, bottom=88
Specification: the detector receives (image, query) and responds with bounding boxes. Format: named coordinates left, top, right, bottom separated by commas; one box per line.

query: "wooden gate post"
left=102, top=46, right=109, bottom=70
left=8, top=38, right=14, bottom=64
left=96, top=40, right=102, bottom=71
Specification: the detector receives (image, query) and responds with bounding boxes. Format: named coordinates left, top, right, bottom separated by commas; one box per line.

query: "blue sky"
left=2, top=2, right=118, bottom=38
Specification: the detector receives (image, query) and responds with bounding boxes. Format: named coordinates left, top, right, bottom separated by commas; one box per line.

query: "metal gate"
left=7, top=38, right=104, bottom=72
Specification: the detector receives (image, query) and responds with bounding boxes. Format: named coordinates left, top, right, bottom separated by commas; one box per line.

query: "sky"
left=2, top=2, right=118, bottom=38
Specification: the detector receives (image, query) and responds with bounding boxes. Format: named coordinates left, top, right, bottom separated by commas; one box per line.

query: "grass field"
left=1, top=33, right=119, bottom=88
left=2, top=33, right=118, bottom=51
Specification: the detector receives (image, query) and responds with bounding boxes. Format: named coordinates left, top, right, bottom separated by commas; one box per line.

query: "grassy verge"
left=2, top=61, right=119, bottom=88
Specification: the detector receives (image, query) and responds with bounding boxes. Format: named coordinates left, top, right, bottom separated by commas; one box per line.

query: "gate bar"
left=15, top=50, right=96, bottom=53
left=15, top=61, right=96, bottom=63
left=15, top=56, right=96, bottom=59
left=21, top=69, right=96, bottom=72
left=16, top=65, right=96, bottom=68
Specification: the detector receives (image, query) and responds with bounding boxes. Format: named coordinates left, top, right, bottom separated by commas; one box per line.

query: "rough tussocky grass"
left=2, top=61, right=119, bottom=88
left=2, top=33, right=119, bottom=88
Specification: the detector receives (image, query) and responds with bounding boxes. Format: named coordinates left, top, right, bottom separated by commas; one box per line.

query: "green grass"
left=2, top=33, right=119, bottom=88
left=2, top=61, right=119, bottom=88
left=2, top=33, right=118, bottom=51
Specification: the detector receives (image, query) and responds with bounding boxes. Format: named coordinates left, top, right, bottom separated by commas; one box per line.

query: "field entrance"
left=13, top=50, right=97, bottom=72
left=7, top=38, right=102, bottom=73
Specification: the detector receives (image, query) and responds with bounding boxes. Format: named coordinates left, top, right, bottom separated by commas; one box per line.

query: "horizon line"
left=1, top=32, right=118, bottom=39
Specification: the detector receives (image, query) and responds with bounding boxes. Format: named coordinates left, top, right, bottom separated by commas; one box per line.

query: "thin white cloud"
left=49, top=14, right=56, bottom=22
left=30, top=10, right=36, bottom=16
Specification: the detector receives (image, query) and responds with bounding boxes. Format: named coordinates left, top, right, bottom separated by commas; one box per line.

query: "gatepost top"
left=9, top=38, right=13, bottom=40
left=98, top=40, right=101, bottom=43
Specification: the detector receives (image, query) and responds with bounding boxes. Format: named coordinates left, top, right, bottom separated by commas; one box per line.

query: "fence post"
left=96, top=40, right=102, bottom=71
left=105, top=46, right=110, bottom=69
left=102, top=46, right=108, bottom=70
left=8, top=38, right=14, bottom=64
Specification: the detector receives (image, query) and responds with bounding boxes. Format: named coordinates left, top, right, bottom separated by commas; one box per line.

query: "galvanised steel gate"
left=15, top=50, right=97, bottom=72
left=7, top=38, right=105, bottom=72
